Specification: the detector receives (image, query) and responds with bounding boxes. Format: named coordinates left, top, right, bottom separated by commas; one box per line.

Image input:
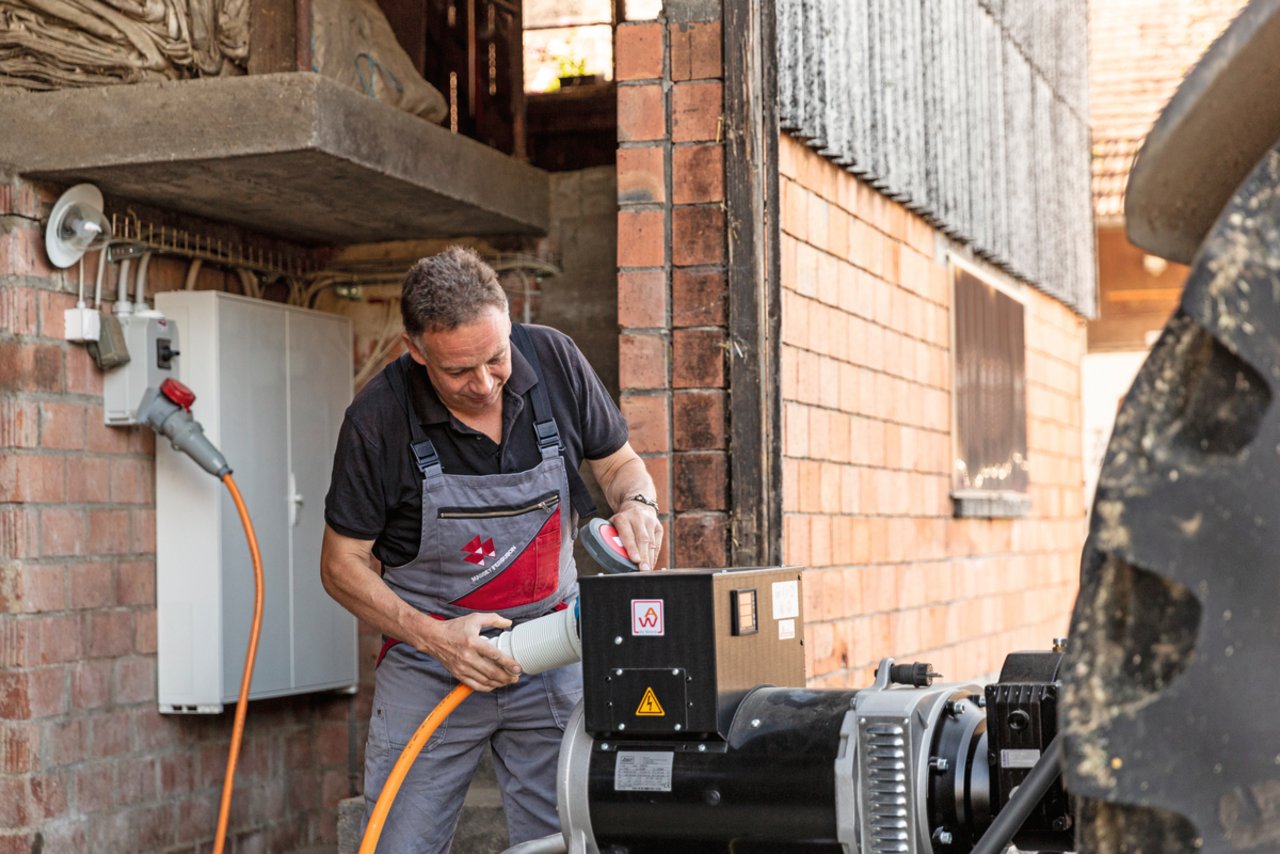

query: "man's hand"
left=610, top=501, right=664, bottom=572
left=419, top=612, right=523, bottom=692
left=587, top=442, right=665, bottom=572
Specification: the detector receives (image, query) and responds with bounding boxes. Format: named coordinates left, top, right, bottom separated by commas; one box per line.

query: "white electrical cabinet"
left=154, top=291, right=357, bottom=712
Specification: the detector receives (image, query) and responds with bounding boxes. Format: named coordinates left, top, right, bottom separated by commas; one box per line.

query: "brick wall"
left=0, top=175, right=356, bottom=852
left=615, top=15, right=729, bottom=570
left=778, top=138, right=1087, bottom=687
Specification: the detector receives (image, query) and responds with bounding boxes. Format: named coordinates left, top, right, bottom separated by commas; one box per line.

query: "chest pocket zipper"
left=437, top=491, right=560, bottom=520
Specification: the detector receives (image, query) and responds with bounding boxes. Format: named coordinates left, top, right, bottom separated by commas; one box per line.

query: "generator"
left=552, top=567, right=1070, bottom=854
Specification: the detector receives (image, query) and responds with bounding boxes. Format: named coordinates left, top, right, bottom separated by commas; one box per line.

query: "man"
left=321, top=246, right=663, bottom=853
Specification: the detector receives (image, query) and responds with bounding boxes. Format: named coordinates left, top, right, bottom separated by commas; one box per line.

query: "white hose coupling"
left=493, top=604, right=582, bottom=675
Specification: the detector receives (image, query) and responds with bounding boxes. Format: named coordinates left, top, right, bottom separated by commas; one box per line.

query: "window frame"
left=948, top=253, right=1032, bottom=519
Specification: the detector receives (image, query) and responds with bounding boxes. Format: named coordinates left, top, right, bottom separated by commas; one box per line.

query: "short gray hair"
left=400, top=246, right=508, bottom=336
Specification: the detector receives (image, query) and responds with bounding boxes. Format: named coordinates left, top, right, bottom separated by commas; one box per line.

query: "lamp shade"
left=45, top=184, right=111, bottom=268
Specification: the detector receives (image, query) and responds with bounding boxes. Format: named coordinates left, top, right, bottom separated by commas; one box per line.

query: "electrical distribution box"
left=579, top=567, right=805, bottom=739
left=103, top=314, right=180, bottom=423
left=154, top=291, right=357, bottom=713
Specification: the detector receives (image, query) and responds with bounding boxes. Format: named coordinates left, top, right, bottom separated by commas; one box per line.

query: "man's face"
left=405, top=305, right=513, bottom=419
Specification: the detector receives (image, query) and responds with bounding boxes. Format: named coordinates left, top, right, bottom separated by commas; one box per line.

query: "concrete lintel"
left=0, top=73, right=550, bottom=244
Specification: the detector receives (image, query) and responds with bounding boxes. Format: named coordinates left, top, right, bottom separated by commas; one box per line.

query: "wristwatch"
left=624, top=493, right=659, bottom=512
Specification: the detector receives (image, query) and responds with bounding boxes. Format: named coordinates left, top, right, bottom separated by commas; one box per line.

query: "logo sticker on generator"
left=636, top=687, right=665, bottom=717
left=631, top=599, right=664, bottom=636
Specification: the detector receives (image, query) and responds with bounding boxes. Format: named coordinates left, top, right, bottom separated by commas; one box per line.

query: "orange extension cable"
left=213, top=474, right=265, bottom=854
left=358, top=684, right=475, bottom=854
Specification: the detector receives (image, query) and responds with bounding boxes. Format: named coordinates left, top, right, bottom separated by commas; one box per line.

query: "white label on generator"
left=631, top=599, right=665, bottom=635
left=1002, top=749, right=1041, bottom=768
left=615, top=751, right=674, bottom=792
left=778, top=618, right=796, bottom=640
left=772, top=580, right=800, bottom=620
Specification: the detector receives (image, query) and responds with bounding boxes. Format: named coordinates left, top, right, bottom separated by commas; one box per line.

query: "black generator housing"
left=578, top=567, right=805, bottom=740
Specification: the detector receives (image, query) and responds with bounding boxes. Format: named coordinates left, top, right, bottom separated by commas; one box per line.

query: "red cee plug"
left=160, top=378, right=196, bottom=412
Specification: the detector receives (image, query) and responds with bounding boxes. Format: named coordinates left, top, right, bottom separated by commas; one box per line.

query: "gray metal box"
left=154, top=291, right=356, bottom=712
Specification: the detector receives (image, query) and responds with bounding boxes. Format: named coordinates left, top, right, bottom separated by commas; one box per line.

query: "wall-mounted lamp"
left=45, top=183, right=111, bottom=268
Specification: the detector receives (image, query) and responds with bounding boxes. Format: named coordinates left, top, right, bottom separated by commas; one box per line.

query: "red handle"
left=160, top=378, right=196, bottom=412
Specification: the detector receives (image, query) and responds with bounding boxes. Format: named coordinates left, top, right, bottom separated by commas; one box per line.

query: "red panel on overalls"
left=452, top=508, right=562, bottom=610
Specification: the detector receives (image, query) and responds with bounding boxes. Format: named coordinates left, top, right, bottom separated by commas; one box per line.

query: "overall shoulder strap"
left=511, top=324, right=598, bottom=519
left=383, top=356, right=444, bottom=480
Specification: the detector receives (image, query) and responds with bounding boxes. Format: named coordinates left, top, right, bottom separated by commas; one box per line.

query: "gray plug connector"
left=137, top=382, right=231, bottom=478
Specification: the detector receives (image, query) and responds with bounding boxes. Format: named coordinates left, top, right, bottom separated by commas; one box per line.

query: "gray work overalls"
left=362, top=327, right=583, bottom=853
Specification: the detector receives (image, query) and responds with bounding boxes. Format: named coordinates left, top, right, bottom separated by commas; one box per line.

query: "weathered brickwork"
left=0, top=174, right=357, bottom=851
left=616, top=17, right=728, bottom=570
left=778, top=137, right=1087, bottom=687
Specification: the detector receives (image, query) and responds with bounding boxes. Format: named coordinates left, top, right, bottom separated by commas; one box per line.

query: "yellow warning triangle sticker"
left=636, top=686, right=665, bottom=717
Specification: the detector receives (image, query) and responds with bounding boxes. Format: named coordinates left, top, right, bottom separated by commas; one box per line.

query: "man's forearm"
left=599, top=454, right=658, bottom=512
left=320, top=531, right=436, bottom=649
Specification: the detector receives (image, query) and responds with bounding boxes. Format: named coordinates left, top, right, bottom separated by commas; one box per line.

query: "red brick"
left=74, top=761, right=115, bottom=815
left=620, top=393, right=670, bottom=453
left=671, top=205, right=725, bottom=266
left=114, top=656, right=155, bottom=704
left=86, top=609, right=134, bottom=659
left=160, top=753, right=195, bottom=794
left=672, top=144, right=724, bottom=204
left=65, top=346, right=101, bottom=396
left=617, top=83, right=666, bottom=142
left=670, top=20, right=722, bottom=81
left=108, top=457, right=152, bottom=504
left=672, top=329, right=725, bottom=388
left=673, top=390, right=726, bottom=450
left=0, top=563, right=65, bottom=614
left=618, top=332, right=668, bottom=389
left=673, top=512, right=727, bottom=567
left=115, top=561, right=154, bottom=606
left=617, top=209, right=666, bottom=268
left=117, top=756, right=158, bottom=805
left=88, top=709, right=131, bottom=758
left=20, top=614, right=81, bottom=665
left=39, top=289, right=75, bottom=340
left=0, top=722, right=36, bottom=774
left=615, top=22, right=664, bottom=81
left=72, top=660, right=113, bottom=710
left=617, top=145, right=666, bottom=205
left=0, top=286, right=38, bottom=336
left=0, top=665, right=68, bottom=718
left=672, top=269, right=727, bottom=327
left=68, top=562, right=115, bottom=609
left=671, top=81, right=722, bottom=143
left=639, top=453, right=671, bottom=514
left=133, top=608, right=157, bottom=654
left=67, top=457, right=111, bottom=504
left=0, top=454, right=72, bottom=504
left=39, top=400, right=87, bottom=450
left=0, top=180, right=50, bottom=220
left=0, top=396, right=39, bottom=449
left=617, top=270, right=668, bottom=329
left=0, top=225, right=56, bottom=278
left=131, top=508, right=156, bottom=553
left=40, top=716, right=86, bottom=768
left=87, top=508, right=130, bottom=555
left=673, top=452, right=727, bottom=511
left=86, top=418, right=131, bottom=454
left=0, top=777, right=30, bottom=827
left=0, top=340, right=64, bottom=393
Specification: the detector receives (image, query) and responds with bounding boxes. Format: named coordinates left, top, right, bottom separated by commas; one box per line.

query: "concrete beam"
left=0, top=73, right=550, bottom=244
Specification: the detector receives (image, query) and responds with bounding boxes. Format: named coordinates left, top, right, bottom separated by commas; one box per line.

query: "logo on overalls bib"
left=462, top=535, right=497, bottom=566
